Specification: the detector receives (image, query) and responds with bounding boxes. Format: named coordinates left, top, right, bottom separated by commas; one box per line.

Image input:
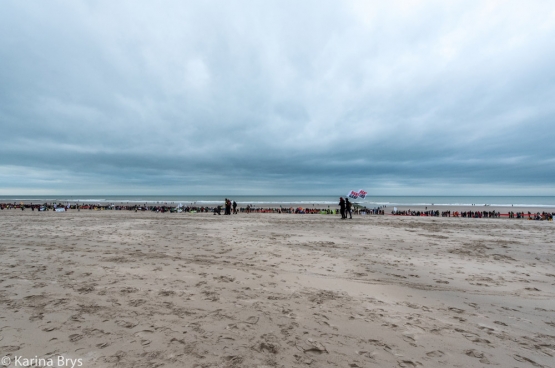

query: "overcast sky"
left=1, top=1, right=554, bottom=195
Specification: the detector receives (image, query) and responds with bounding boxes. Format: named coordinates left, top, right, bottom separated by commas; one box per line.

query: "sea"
left=2, top=196, right=555, bottom=208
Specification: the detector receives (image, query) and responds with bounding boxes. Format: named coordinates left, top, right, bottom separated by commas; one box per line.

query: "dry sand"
left=0, top=210, right=554, bottom=367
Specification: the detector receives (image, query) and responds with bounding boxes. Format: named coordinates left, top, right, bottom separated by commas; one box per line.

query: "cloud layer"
left=1, top=0, right=554, bottom=195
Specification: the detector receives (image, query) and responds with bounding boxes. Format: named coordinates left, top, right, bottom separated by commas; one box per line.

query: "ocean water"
left=2, top=195, right=555, bottom=207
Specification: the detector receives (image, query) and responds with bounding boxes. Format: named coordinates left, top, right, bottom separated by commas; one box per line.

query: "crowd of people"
left=508, top=211, right=554, bottom=220
left=391, top=208, right=553, bottom=220
left=392, top=210, right=503, bottom=218
left=0, top=200, right=385, bottom=216
left=1, top=201, right=553, bottom=221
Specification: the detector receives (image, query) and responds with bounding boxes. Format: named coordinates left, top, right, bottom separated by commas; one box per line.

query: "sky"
left=1, top=0, right=554, bottom=195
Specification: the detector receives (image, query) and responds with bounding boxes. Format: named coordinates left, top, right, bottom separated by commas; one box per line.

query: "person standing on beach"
left=346, top=198, right=353, bottom=219
left=339, top=197, right=346, bottom=219
left=232, top=200, right=237, bottom=214
left=224, top=199, right=230, bottom=215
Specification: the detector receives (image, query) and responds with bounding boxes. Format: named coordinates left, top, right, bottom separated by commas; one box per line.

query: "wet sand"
left=0, top=210, right=554, bottom=367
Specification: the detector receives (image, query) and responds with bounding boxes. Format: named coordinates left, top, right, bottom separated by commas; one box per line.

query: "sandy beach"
left=1, top=210, right=554, bottom=367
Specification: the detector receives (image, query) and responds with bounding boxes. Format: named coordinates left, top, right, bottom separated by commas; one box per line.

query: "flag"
left=358, top=190, right=367, bottom=199
left=348, top=190, right=359, bottom=199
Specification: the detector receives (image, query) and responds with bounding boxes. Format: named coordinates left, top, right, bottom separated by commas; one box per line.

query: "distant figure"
left=339, top=197, right=346, bottom=219
left=233, top=200, right=237, bottom=214
left=346, top=198, right=353, bottom=219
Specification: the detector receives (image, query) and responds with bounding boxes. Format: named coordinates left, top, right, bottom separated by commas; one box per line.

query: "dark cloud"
left=1, top=1, right=554, bottom=195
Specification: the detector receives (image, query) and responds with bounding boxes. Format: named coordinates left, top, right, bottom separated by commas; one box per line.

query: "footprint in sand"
left=465, top=349, right=490, bottom=363
left=356, top=350, right=377, bottom=359
left=425, top=350, right=444, bottom=357
left=513, top=355, right=544, bottom=367
left=0, top=345, right=21, bottom=352
left=128, top=299, right=146, bottom=307
left=120, top=287, right=138, bottom=294
left=69, top=334, right=83, bottom=342
left=76, top=285, right=96, bottom=294
left=463, top=334, right=492, bottom=346
left=397, top=360, right=421, bottom=367
left=402, top=333, right=417, bottom=346
left=158, top=290, right=175, bottom=296
left=116, top=320, right=138, bottom=329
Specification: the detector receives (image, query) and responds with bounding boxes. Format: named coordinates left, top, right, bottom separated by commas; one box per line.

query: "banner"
left=358, top=190, right=367, bottom=199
